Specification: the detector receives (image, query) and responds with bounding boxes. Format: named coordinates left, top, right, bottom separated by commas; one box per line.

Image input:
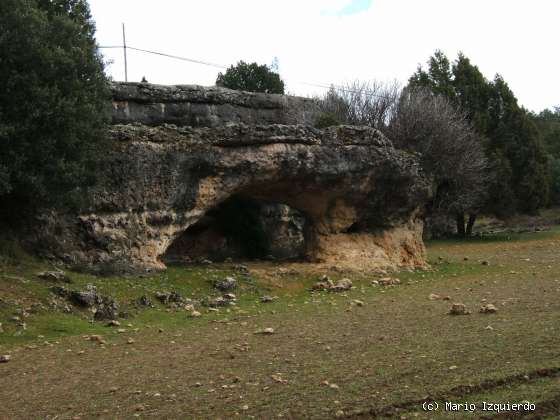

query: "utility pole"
left=122, top=23, right=128, bottom=82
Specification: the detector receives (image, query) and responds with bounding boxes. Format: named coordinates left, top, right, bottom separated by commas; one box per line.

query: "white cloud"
left=89, top=0, right=559, bottom=112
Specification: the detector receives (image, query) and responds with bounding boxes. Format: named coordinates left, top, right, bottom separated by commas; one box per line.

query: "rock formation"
left=35, top=82, right=431, bottom=273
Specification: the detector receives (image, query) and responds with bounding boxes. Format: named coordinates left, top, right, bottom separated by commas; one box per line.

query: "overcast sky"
left=89, top=0, right=559, bottom=113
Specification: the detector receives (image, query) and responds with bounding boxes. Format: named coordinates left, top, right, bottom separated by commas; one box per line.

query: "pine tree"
left=0, top=0, right=109, bottom=222
left=409, top=51, right=551, bottom=231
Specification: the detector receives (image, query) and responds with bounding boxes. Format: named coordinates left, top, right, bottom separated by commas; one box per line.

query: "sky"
left=89, top=0, right=559, bottom=113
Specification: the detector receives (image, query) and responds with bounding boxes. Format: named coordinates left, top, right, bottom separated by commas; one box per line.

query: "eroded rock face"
left=34, top=83, right=431, bottom=273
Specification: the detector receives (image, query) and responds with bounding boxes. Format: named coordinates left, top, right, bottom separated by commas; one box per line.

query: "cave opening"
left=163, top=195, right=310, bottom=263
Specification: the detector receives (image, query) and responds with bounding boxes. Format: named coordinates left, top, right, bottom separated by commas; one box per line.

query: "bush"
left=315, top=112, right=341, bottom=128
left=216, top=61, right=284, bottom=94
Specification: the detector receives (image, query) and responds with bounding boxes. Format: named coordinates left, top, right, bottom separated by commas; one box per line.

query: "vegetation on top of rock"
left=216, top=61, right=285, bottom=94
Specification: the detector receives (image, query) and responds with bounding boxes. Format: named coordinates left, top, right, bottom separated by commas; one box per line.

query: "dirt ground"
left=1, top=228, right=560, bottom=419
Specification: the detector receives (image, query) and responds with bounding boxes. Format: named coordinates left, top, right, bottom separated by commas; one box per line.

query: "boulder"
left=31, top=82, right=431, bottom=273
left=214, top=277, right=237, bottom=292
left=36, top=270, right=72, bottom=283
left=448, top=303, right=470, bottom=316
left=479, top=303, right=498, bottom=314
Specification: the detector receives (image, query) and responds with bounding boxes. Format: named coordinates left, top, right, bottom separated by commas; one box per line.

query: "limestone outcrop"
left=35, top=83, right=431, bottom=273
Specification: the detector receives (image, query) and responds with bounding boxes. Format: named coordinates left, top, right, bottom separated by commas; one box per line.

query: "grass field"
left=1, top=226, right=559, bottom=419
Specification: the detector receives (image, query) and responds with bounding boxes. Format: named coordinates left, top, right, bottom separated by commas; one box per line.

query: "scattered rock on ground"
left=155, top=291, right=185, bottom=305
left=429, top=293, right=441, bottom=300
left=480, top=303, right=498, bottom=314
left=107, top=320, right=121, bottom=327
left=93, top=298, right=120, bottom=321
left=214, top=277, right=237, bottom=291
left=0, top=355, right=11, bottom=363
left=448, top=303, right=470, bottom=315
left=377, top=277, right=400, bottom=286
left=312, top=277, right=352, bottom=292
left=190, top=311, right=202, bottom=318
left=255, top=327, right=275, bottom=335
left=69, top=283, right=100, bottom=307
left=36, top=270, right=72, bottom=283
left=260, top=295, right=276, bottom=303
left=89, top=335, right=107, bottom=345
left=50, top=284, right=120, bottom=320
left=136, top=295, right=153, bottom=307
left=203, top=295, right=234, bottom=307
left=312, top=280, right=334, bottom=291
left=332, top=278, right=353, bottom=291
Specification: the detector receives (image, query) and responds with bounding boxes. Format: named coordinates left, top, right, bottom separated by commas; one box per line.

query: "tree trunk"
left=456, top=214, right=466, bottom=237
left=466, top=214, right=477, bottom=237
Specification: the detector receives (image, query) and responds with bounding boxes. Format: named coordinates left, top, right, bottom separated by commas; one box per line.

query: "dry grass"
left=1, top=227, right=560, bottom=419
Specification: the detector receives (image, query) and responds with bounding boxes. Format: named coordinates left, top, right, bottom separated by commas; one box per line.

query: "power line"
left=98, top=44, right=394, bottom=99
left=100, top=45, right=227, bottom=69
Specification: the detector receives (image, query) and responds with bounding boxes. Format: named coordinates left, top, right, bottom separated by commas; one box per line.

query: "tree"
left=216, top=61, right=285, bottom=94
left=386, top=87, right=488, bottom=235
left=487, top=76, right=549, bottom=213
left=532, top=107, right=560, bottom=204
left=0, top=0, right=109, bottom=222
left=317, top=81, right=487, bottom=238
left=316, top=81, right=400, bottom=129
left=410, top=51, right=551, bottom=231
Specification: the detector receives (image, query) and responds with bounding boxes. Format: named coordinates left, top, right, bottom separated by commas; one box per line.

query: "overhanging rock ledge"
left=35, top=82, right=431, bottom=273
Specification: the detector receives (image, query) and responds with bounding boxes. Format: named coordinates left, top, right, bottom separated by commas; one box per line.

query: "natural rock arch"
left=35, top=83, right=431, bottom=273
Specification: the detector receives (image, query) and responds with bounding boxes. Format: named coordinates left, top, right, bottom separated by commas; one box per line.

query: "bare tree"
left=317, top=83, right=488, bottom=236
left=317, top=80, right=401, bottom=129
left=386, top=87, right=488, bottom=236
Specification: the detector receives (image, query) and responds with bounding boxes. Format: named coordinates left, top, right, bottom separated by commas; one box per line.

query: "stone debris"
left=0, top=355, right=11, bottom=363
left=255, top=327, right=275, bottom=335
left=312, top=276, right=353, bottom=292
left=107, top=320, right=121, bottom=327
left=155, top=291, right=185, bottom=305
left=333, top=278, right=353, bottom=291
left=213, top=277, right=237, bottom=291
left=203, top=294, right=236, bottom=308
left=377, top=277, right=401, bottom=286
left=448, top=303, right=470, bottom=315
left=429, top=293, right=441, bottom=300
left=271, top=374, right=288, bottom=384
left=0, top=322, right=3, bottom=333
left=260, top=295, right=276, bottom=303
left=352, top=300, right=365, bottom=307
left=190, top=311, right=202, bottom=318
left=89, top=335, right=107, bottom=345
left=50, top=284, right=119, bottom=320
left=36, top=270, right=72, bottom=283
left=136, top=295, right=153, bottom=307
left=480, top=303, right=498, bottom=314
left=127, top=338, right=135, bottom=344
